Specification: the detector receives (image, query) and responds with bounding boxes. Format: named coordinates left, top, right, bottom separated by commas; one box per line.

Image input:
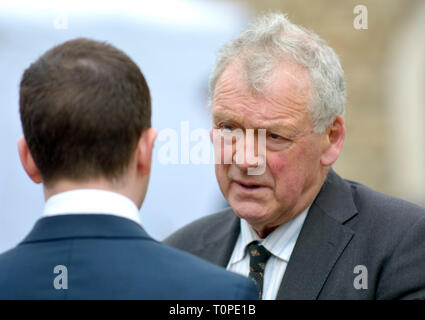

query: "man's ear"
left=320, top=115, right=345, bottom=167
left=17, top=137, right=43, bottom=184
left=136, top=128, right=158, bottom=175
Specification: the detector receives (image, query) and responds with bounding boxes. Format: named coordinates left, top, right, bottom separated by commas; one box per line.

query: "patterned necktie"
left=247, top=241, right=272, bottom=299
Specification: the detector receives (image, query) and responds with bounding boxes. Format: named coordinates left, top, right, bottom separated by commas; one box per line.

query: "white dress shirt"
left=227, top=206, right=310, bottom=300
left=42, top=189, right=142, bottom=226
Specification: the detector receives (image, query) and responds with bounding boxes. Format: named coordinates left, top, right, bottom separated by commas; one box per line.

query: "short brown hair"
left=19, top=38, right=151, bottom=186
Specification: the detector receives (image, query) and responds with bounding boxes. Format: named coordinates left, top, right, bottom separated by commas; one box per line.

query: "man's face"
left=212, top=60, right=330, bottom=237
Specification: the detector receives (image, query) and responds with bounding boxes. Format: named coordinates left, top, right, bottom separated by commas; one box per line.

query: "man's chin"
left=230, top=201, right=268, bottom=223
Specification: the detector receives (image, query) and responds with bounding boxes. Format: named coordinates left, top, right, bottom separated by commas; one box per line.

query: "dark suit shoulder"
left=347, top=178, right=425, bottom=226
left=346, top=180, right=425, bottom=299
left=164, top=208, right=235, bottom=251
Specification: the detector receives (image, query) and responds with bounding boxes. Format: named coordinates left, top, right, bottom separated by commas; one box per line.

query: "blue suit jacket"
left=0, top=214, right=258, bottom=299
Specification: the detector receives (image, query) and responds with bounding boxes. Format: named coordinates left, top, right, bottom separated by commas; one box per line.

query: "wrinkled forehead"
left=217, top=56, right=310, bottom=90
left=212, top=59, right=312, bottom=127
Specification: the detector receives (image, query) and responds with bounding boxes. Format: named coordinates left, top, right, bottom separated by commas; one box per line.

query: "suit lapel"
left=276, top=203, right=354, bottom=299
left=193, top=209, right=240, bottom=268
left=277, top=169, right=358, bottom=299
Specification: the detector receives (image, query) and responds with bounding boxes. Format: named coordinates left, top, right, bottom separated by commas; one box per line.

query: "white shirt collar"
left=234, top=206, right=310, bottom=263
left=42, top=189, right=142, bottom=226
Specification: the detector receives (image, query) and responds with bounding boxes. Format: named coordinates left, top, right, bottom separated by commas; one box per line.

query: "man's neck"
left=43, top=179, right=142, bottom=209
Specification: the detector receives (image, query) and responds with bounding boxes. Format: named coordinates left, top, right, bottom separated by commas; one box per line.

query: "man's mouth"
left=234, top=180, right=265, bottom=190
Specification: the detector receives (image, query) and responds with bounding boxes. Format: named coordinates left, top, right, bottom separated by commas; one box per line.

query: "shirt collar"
left=42, top=189, right=142, bottom=226
left=233, top=206, right=310, bottom=263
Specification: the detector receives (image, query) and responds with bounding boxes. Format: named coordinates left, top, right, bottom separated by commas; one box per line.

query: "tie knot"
left=247, top=241, right=271, bottom=272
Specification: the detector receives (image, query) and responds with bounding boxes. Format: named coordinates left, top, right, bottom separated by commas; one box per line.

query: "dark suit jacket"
left=0, top=214, right=258, bottom=299
left=165, top=170, right=425, bottom=299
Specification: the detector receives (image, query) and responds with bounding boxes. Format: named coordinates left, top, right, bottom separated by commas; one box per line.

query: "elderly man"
left=165, top=13, right=425, bottom=299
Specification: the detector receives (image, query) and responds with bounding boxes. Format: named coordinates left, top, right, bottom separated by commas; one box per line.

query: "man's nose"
left=232, top=134, right=259, bottom=170
left=232, top=129, right=267, bottom=175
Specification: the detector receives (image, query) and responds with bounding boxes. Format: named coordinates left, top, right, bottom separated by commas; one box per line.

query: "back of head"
left=19, top=38, right=151, bottom=187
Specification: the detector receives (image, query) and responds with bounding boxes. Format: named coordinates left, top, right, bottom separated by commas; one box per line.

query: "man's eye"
left=269, top=133, right=282, bottom=140
left=223, top=125, right=234, bottom=131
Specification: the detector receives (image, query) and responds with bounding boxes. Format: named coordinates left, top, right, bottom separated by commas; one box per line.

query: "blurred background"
left=1, top=0, right=424, bottom=254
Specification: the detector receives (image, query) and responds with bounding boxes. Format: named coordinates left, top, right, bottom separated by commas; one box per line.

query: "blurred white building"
left=0, top=0, right=250, bottom=253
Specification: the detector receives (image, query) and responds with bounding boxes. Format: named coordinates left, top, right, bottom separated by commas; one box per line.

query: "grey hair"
left=209, top=13, right=346, bottom=133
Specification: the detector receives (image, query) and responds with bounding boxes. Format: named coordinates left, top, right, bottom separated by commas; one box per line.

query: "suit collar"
left=199, top=170, right=359, bottom=299
left=276, top=203, right=355, bottom=299
left=314, top=168, right=358, bottom=224
left=276, top=169, right=358, bottom=299
left=193, top=209, right=240, bottom=267
left=20, top=214, right=151, bottom=244
left=232, top=207, right=309, bottom=264
left=42, top=189, right=142, bottom=227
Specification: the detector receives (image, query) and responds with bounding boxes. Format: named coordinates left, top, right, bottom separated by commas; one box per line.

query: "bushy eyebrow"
left=265, top=124, right=300, bottom=139
left=213, top=113, right=299, bottom=138
left=212, top=109, right=241, bottom=124
left=212, top=103, right=306, bottom=137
